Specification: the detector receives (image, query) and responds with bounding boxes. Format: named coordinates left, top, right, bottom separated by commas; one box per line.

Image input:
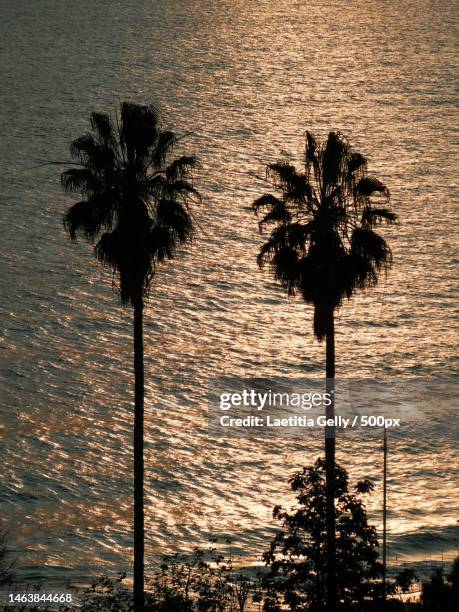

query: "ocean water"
left=0, top=0, right=458, bottom=585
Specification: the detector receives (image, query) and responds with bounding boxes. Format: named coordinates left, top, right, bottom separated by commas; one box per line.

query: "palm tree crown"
left=62, top=102, right=200, bottom=305
left=253, top=131, right=397, bottom=340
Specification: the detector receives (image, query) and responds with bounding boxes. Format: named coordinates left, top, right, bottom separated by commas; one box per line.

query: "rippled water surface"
left=0, top=0, right=458, bottom=584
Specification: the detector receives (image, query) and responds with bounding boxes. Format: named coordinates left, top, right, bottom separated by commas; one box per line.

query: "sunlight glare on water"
left=0, top=0, right=458, bottom=583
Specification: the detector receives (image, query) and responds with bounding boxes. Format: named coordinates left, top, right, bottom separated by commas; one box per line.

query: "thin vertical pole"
left=383, top=425, right=388, bottom=602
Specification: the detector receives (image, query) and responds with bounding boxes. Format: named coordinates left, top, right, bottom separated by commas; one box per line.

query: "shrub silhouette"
left=262, top=459, right=383, bottom=611
left=421, top=558, right=459, bottom=612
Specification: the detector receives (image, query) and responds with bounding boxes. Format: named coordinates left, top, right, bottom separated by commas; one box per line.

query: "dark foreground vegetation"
left=1, top=462, right=457, bottom=611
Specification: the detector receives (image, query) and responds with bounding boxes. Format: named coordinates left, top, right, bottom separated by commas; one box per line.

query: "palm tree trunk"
left=133, top=298, right=145, bottom=611
left=325, top=307, right=336, bottom=611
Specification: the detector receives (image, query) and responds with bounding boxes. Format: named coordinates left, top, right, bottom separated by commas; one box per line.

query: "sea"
left=0, top=0, right=457, bottom=587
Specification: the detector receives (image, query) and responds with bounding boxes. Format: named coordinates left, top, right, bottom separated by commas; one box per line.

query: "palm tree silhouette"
left=62, top=102, right=200, bottom=611
left=253, top=130, right=396, bottom=611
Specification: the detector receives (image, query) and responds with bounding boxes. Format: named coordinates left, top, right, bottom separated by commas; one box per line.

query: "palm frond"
left=143, top=174, right=168, bottom=198
left=257, top=223, right=313, bottom=269
left=155, top=199, right=194, bottom=243
left=258, top=203, right=292, bottom=231
left=120, top=102, right=159, bottom=159
left=252, top=193, right=284, bottom=213
left=165, top=156, right=197, bottom=182
left=347, top=152, right=367, bottom=176
left=258, top=242, right=300, bottom=296
left=61, top=168, right=102, bottom=195
left=70, top=134, right=98, bottom=163
left=356, top=177, right=389, bottom=198
left=166, top=179, right=200, bottom=201
left=151, top=131, right=177, bottom=168
left=313, top=305, right=329, bottom=342
left=351, top=228, right=392, bottom=271
left=267, top=162, right=303, bottom=191
left=322, top=131, right=348, bottom=190
left=69, top=135, right=115, bottom=172
left=361, top=207, right=398, bottom=226
left=64, top=192, right=115, bottom=241
left=149, top=226, right=175, bottom=263
left=284, top=174, right=314, bottom=204
left=305, top=131, right=318, bottom=158
left=95, top=231, right=120, bottom=269
left=90, top=112, right=114, bottom=142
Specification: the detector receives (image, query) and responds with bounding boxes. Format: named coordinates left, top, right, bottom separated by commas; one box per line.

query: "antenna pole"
left=383, top=425, right=388, bottom=602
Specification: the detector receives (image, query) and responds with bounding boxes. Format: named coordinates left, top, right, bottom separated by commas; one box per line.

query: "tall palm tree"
left=61, top=102, right=200, bottom=611
left=253, top=130, right=397, bottom=611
